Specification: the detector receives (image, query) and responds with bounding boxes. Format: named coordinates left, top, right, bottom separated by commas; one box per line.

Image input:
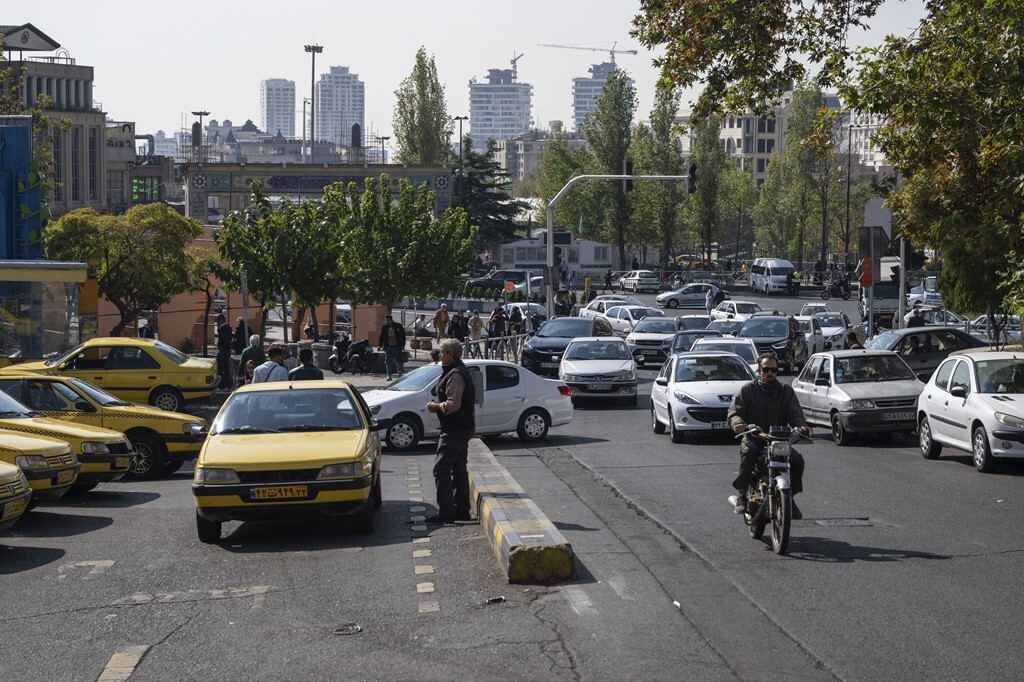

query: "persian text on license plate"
left=711, top=421, right=728, bottom=429
left=57, top=469, right=76, bottom=484
left=586, top=384, right=613, bottom=391
left=881, top=411, right=914, bottom=421
left=540, top=362, right=559, bottom=368
left=2, top=497, right=26, bottom=521
left=251, top=485, right=308, bottom=501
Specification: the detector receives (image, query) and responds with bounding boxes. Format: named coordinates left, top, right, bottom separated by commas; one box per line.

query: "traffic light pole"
left=545, top=173, right=690, bottom=319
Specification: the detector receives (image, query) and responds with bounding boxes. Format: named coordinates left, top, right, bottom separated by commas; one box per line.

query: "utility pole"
left=304, top=44, right=323, bottom=162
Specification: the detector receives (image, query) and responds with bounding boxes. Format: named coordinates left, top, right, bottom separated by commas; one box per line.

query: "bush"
left=179, top=337, right=196, bottom=354
left=472, top=286, right=483, bottom=300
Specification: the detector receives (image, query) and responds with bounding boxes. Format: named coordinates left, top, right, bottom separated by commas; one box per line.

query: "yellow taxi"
left=192, top=380, right=386, bottom=542
left=0, top=460, right=33, bottom=529
left=3, top=337, right=218, bottom=412
left=0, top=373, right=206, bottom=480
left=0, top=430, right=80, bottom=504
left=0, top=389, right=131, bottom=491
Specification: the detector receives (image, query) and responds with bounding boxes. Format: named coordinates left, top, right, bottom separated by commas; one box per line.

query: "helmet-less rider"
left=727, top=353, right=813, bottom=519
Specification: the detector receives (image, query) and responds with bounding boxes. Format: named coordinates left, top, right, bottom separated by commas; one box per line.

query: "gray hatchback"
left=865, top=326, right=986, bottom=381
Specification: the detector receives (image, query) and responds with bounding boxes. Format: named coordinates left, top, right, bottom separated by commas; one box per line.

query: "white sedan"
left=578, top=295, right=645, bottom=319
left=690, top=337, right=761, bottom=374
left=812, top=311, right=857, bottom=350
left=709, top=300, right=763, bottom=321
left=650, top=352, right=755, bottom=443
left=918, top=351, right=1024, bottom=472
left=559, top=337, right=638, bottom=405
left=362, top=359, right=573, bottom=450
left=600, top=305, right=665, bottom=336
left=794, top=315, right=826, bottom=357
left=624, top=318, right=678, bottom=366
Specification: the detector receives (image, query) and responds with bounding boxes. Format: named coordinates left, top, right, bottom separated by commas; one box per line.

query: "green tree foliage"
left=458, top=138, right=529, bottom=245
left=45, top=204, right=202, bottom=336
left=186, top=247, right=223, bottom=356
left=717, top=162, right=758, bottom=262
left=534, top=133, right=603, bottom=241
left=631, top=0, right=887, bottom=120
left=753, top=151, right=793, bottom=256
left=683, top=116, right=728, bottom=264
left=393, top=48, right=453, bottom=165
left=582, top=69, right=638, bottom=267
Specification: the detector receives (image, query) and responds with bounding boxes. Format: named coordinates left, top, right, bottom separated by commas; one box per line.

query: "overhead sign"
left=864, top=198, right=892, bottom=242
left=857, top=225, right=890, bottom=283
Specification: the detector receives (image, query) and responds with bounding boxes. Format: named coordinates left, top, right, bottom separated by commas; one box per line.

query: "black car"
left=865, top=326, right=987, bottom=380
left=737, top=315, right=809, bottom=374
left=670, top=329, right=724, bottom=354
left=466, top=269, right=529, bottom=291
left=521, top=316, right=616, bottom=376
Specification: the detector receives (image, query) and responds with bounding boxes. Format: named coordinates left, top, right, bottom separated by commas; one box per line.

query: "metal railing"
left=462, top=334, right=529, bottom=362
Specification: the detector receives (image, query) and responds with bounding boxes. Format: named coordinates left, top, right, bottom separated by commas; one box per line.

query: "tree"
left=45, top=204, right=202, bottom=336
left=684, top=115, right=728, bottom=265
left=535, top=133, right=603, bottom=242
left=392, top=48, right=452, bottom=165
left=582, top=68, right=638, bottom=267
left=458, top=138, right=530, bottom=245
left=718, top=162, right=758, bottom=263
left=187, top=247, right=223, bottom=356
left=752, top=151, right=793, bottom=257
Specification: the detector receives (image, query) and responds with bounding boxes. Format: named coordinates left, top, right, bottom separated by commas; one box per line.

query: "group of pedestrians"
left=216, top=313, right=325, bottom=390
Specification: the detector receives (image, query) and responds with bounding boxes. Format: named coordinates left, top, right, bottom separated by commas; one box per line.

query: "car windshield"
left=797, top=320, right=814, bottom=333
left=694, top=342, right=756, bottom=364
left=0, top=389, right=32, bottom=416
left=834, top=355, right=916, bottom=383
left=740, top=318, right=790, bottom=338
left=674, top=356, right=753, bottom=382
left=153, top=341, right=190, bottom=364
left=708, top=320, right=742, bottom=333
left=564, top=341, right=631, bottom=360
left=47, top=343, right=85, bottom=367
left=212, top=388, right=364, bottom=434
left=816, top=314, right=845, bottom=328
left=735, top=303, right=762, bottom=315
left=678, top=317, right=711, bottom=331
left=68, top=378, right=129, bottom=406
left=865, top=332, right=900, bottom=350
left=630, top=308, right=664, bottom=320
left=633, top=319, right=676, bottom=334
left=976, top=359, right=1024, bottom=394
left=537, top=318, right=595, bottom=338
left=384, top=364, right=443, bottom=392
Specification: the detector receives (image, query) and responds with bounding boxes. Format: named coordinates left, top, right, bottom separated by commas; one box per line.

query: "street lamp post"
left=304, top=43, right=323, bottom=162
left=453, top=115, right=468, bottom=206
left=191, top=110, right=209, bottom=163
left=302, top=98, right=310, bottom=163
left=379, top=135, right=389, bottom=165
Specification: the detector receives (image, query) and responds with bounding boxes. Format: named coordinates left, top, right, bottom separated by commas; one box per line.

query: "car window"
left=976, top=359, right=1024, bottom=393
left=62, top=345, right=111, bottom=370
left=735, top=303, right=761, bottom=315
left=835, top=354, right=917, bottom=383
left=800, top=357, right=822, bottom=383
left=153, top=341, right=190, bottom=365
left=950, top=361, right=971, bottom=394
left=818, top=358, right=832, bottom=383
left=675, top=355, right=751, bottom=382
left=593, top=318, right=614, bottom=336
left=485, top=365, right=519, bottom=391
left=658, top=357, right=673, bottom=379
left=23, top=379, right=80, bottom=411
left=107, top=346, right=161, bottom=370
left=633, top=319, right=676, bottom=334
left=931, top=329, right=968, bottom=351
left=0, top=379, right=25, bottom=403
left=933, top=359, right=956, bottom=391
left=385, top=364, right=443, bottom=392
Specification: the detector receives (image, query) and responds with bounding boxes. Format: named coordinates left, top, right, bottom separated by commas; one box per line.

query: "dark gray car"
left=865, top=326, right=987, bottom=381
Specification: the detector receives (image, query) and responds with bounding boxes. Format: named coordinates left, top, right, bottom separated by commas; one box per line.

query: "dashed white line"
left=97, top=645, right=150, bottom=682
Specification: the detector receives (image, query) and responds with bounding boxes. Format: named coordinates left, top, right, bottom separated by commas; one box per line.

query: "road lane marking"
left=409, top=506, right=426, bottom=512
left=413, top=549, right=432, bottom=558
left=605, top=575, right=637, bottom=602
left=416, top=582, right=435, bottom=593
left=58, top=560, right=115, bottom=580
left=418, top=601, right=440, bottom=613
left=414, top=565, right=434, bottom=575
left=412, top=537, right=430, bottom=544
left=563, top=586, right=597, bottom=616
left=97, top=645, right=150, bottom=681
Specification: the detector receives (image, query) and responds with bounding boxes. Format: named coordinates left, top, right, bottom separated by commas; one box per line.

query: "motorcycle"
left=820, top=280, right=852, bottom=301
left=333, top=338, right=376, bottom=374
left=328, top=333, right=351, bottom=373
left=729, top=425, right=812, bottom=555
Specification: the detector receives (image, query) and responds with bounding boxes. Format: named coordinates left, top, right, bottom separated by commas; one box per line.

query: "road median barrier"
left=468, top=439, right=576, bottom=583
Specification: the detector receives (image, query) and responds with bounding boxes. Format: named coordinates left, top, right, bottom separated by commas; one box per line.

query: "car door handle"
left=93, top=376, right=103, bottom=380
left=944, top=401, right=949, bottom=406
left=147, top=376, right=157, bottom=380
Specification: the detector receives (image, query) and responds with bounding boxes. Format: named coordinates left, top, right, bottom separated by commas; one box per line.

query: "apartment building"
left=468, top=68, right=533, bottom=153
left=315, top=66, right=365, bottom=148
left=260, top=78, right=296, bottom=138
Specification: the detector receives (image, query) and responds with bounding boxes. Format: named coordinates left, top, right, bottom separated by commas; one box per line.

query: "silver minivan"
left=750, top=258, right=796, bottom=294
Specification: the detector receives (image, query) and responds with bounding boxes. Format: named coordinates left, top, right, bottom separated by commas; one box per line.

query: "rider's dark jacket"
left=727, top=379, right=808, bottom=431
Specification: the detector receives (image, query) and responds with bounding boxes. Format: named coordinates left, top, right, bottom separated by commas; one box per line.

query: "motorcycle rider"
left=727, top=353, right=812, bottom=519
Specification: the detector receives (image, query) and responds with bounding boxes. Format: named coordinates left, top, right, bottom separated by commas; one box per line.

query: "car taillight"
left=558, top=385, right=572, bottom=397
left=206, top=374, right=215, bottom=385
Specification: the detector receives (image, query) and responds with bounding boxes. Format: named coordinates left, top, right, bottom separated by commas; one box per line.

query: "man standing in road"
left=845, top=331, right=864, bottom=349
left=792, top=269, right=803, bottom=295
left=288, top=347, right=324, bottom=381
left=603, top=268, right=613, bottom=293
left=216, top=313, right=234, bottom=390
left=252, top=346, right=289, bottom=383
left=433, top=304, right=449, bottom=341
left=378, top=314, right=406, bottom=381
left=705, top=283, right=719, bottom=316
left=424, top=339, right=475, bottom=524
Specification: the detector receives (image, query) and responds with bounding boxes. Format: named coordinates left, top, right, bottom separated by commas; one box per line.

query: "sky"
left=11, top=1, right=928, bottom=152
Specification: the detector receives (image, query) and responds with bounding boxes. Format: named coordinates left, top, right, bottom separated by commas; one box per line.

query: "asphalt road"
left=5, top=289, right=1021, bottom=680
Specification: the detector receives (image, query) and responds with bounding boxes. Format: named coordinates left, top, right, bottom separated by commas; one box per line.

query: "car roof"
left=233, top=379, right=357, bottom=394
left=673, top=350, right=746, bottom=359
left=678, top=314, right=711, bottom=319
left=885, top=325, right=969, bottom=336
left=949, top=349, right=1024, bottom=360
left=568, top=336, right=627, bottom=344
left=814, top=349, right=898, bottom=358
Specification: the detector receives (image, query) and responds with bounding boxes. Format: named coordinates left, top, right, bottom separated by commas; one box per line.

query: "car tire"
left=972, top=425, right=996, bottom=473
left=385, top=414, right=421, bottom=451
left=196, top=510, right=221, bottom=543
left=372, top=473, right=383, bottom=508
left=517, top=408, right=549, bottom=442
left=352, top=487, right=377, bottom=534
left=652, top=403, right=666, bottom=434
left=831, top=412, right=851, bottom=446
left=669, top=408, right=685, bottom=443
left=667, top=299, right=679, bottom=309
left=124, top=431, right=167, bottom=480
left=150, top=386, right=184, bottom=412
left=919, top=415, right=942, bottom=459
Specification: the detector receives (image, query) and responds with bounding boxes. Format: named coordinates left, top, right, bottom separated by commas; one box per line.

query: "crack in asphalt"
left=528, top=590, right=582, bottom=681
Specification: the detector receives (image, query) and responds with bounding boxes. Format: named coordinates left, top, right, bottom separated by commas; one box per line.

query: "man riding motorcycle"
left=727, top=353, right=812, bottom=519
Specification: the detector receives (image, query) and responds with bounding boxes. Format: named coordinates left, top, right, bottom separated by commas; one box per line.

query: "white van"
left=749, top=258, right=796, bottom=294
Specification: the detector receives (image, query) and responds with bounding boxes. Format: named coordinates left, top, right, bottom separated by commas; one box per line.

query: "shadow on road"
left=8, top=510, right=113, bottom=538
left=51, top=490, right=161, bottom=509
left=0, top=545, right=66, bottom=574
left=785, top=536, right=949, bottom=563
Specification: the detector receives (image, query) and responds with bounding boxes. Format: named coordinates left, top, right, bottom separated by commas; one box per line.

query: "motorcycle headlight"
left=673, top=390, right=700, bottom=405
left=80, top=442, right=110, bottom=455
left=849, top=399, right=876, bottom=410
left=318, top=462, right=366, bottom=479
left=994, top=412, right=1024, bottom=428
left=194, top=468, right=240, bottom=484
left=14, top=455, right=48, bottom=469
left=768, top=441, right=792, bottom=457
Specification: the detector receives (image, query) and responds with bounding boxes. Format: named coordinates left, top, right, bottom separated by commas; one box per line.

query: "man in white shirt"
left=252, top=346, right=289, bottom=383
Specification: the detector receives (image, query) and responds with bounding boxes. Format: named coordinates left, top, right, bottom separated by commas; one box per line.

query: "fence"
left=462, top=333, right=529, bottom=363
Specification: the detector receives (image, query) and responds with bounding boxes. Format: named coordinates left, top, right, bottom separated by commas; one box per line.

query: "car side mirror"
left=655, top=377, right=669, bottom=386
left=950, top=385, right=967, bottom=398
left=372, top=417, right=391, bottom=431
left=74, top=400, right=96, bottom=412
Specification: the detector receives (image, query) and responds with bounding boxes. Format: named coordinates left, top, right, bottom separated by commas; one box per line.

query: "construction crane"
left=510, top=52, right=524, bottom=80
left=537, top=41, right=638, bottom=64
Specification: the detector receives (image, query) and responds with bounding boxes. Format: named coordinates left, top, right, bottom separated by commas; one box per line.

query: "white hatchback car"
left=650, top=352, right=755, bottom=443
left=559, top=337, right=638, bottom=405
left=709, top=300, right=763, bottom=322
left=917, top=351, right=1024, bottom=472
left=601, top=305, right=665, bottom=336
left=690, top=337, right=761, bottom=374
left=578, top=295, right=645, bottom=319
left=362, top=359, right=573, bottom=450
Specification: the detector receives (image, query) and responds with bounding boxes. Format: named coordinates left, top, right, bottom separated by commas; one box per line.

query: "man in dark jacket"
left=378, top=314, right=406, bottom=381
left=288, top=347, right=324, bottom=381
left=232, top=317, right=250, bottom=355
left=424, top=339, right=475, bottom=524
left=727, top=354, right=811, bottom=518
left=216, top=313, right=234, bottom=390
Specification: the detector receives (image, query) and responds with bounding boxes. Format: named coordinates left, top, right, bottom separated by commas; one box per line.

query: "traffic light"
left=687, top=162, right=697, bottom=194
left=623, top=159, right=634, bottom=193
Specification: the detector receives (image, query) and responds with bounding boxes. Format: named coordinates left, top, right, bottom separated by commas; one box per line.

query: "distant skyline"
left=9, top=1, right=926, bottom=154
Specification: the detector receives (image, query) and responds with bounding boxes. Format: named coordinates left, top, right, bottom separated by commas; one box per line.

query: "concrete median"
left=467, top=439, right=576, bottom=584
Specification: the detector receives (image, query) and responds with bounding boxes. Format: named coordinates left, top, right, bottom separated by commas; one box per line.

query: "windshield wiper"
left=215, top=426, right=277, bottom=434
left=276, top=425, right=360, bottom=432
left=0, top=410, right=30, bottom=417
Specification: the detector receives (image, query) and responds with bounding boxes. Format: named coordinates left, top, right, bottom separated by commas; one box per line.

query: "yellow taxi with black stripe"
left=0, top=430, right=80, bottom=504
left=2, top=337, right=218, bottom=413
left=192, top=380, right=387, bottom=542
left=0, top=388, right=130, bottom=491
left=0, top=460, right=34, bottom=529
left=0, top=373, right=206, bottom=480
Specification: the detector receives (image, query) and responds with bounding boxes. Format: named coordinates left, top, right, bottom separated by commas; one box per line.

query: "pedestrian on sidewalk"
left=424, top=339, right=474, bottom=524
left=252, top=346, right=289, bottom=383
left=433, top=304, right=449, bottom=341
left=238, top=335, right=266, bottom=386
left=288, top=347, right=324, bottom=381
left=378, top=314, right=407, bottom=381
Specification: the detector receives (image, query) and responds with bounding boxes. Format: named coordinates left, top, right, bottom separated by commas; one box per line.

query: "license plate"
left=882, top=412, right=914, bottom=421
left=641, top=350, right=661, bottom=355
left=586, top=384, right=613, bottom=391
left=711, top=421, right=728, bottom=429
left=2, top=497, right=26, bottom=521
left=57, top=469, right=76, bottom=484
left=114, top=457, right=130, bottom=469
left=251, top=485, right=308, bottom=500
left=540, top=362, right=559, bottom=368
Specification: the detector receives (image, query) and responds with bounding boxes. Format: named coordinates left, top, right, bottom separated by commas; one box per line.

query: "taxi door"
left=59, top=345, right=110, bottom=388
left=103, top=346, right=162, bottom=404
left=0, top=377, right=104, bottom=429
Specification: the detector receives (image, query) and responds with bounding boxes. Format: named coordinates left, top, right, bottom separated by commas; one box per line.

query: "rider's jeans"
left=732, top=437, right=805, bottom=495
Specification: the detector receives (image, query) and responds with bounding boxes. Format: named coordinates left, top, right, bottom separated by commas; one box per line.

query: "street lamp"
left=379, top=135, right=389, bottom=165
left=453, top=115, right=468, bottom=206
left=191, top=110, right=209, bottom=162
left=304, top=43, right=323, bottom=162
left=302, top=98, right=310, bottom=163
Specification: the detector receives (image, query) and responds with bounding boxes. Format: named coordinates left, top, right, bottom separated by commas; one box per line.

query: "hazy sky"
left=12, top=1, right=927, bottom=150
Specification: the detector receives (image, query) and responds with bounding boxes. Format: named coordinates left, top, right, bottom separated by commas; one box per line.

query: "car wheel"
left=150, top=386, right=184, bottom=412
left=651, top=403, right=666, bottom=434
left=352, top=487, right=377, bottom=533
left=831, top=412, right=851, bottom=446
left=669, top=407, right=685, bottom=443
left=919, top=415, right=942, bottom=459
left=517, top=408, right=549, bottom=442
left=372, top=473, right=383, bottom=508
left=196, top=510, right=221, bottom=543
left=124, top=431, right=167, bottom=480
left=385, top=414, right=421, bottom=451
left=973, top=425, right=996, bottom=473
left=667, top=299, right=679, bottom=309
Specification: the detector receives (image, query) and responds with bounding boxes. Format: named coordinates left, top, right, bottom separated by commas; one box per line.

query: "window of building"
left=756, top=158, right=766, bottom=173
left=71, top=128, right=81, bottom=202
left=593, top=246, right=610, bottom=263
left=88, top=128, right=98, bottom=200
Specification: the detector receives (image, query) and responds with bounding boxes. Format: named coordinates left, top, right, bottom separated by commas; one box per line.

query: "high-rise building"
left=260, top=78, right=295, bottom=138
left=468, top=68, right=533, bottom=153
left=315, top=66, right=365, bottom=148
left=572, top=62, right=633, bottom=131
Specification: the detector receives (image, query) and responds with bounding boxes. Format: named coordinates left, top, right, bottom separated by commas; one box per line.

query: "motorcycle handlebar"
left=734, top=424, right=813, bottom=443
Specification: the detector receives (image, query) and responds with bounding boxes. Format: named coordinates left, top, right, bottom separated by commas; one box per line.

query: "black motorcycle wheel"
left=747, top=513, right=766, bottom=540
left=820, top=289, right=831, bottom=300
left=746, top=487, right=765, bottom=539
left=349, top=356, right=365, bottom=374
left=771, top=489, right=792, bottom=555
left=841, top=290, right=851, bottom=301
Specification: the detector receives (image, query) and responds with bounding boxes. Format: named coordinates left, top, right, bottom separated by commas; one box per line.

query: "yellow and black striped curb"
left=467, top=439, right=576, bottom=584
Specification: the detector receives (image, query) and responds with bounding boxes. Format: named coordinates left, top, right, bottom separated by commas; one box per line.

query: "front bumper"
left=521, top=351, right=564, bottom=376
left=192, top=475, right=372, bottom=522
left=672, top=404, right=731, bottom=432
left=838, top=409, right=917, bottom=434
left=76, top=452, right=131, bottom=484
left=0, top=487, right=33, bottom=529
left=23, top=463, right=81, bottom=501
left=566, top=381, right=637, bottom=399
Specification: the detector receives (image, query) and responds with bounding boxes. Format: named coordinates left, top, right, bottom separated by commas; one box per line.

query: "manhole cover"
left=815, top=518, right=872, bottom=527
left=333, top=623, right=363, bottom=635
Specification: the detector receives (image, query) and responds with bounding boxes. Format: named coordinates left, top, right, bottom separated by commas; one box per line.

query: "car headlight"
left=182, top=421, right=205, bottom=436
left=194, top=468, right=240, bottom=484
left=318, top=462, right=366, bottom=479
left=616, top=372, right=636, bottom=382
left=80, top=442, right=111, bottom=455
left=673, top=390, right=700, bottom=405
left=14, top=455, right=48, bottom=469
left=19, top=472, right=29, bottom=488
left=772, top=341, right=789, bottom=350
left=563, top=374, right=583, bottom=382
left=994, top=412, right=1024, bottom=428
left=848, top=399, right=876, bottom=410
